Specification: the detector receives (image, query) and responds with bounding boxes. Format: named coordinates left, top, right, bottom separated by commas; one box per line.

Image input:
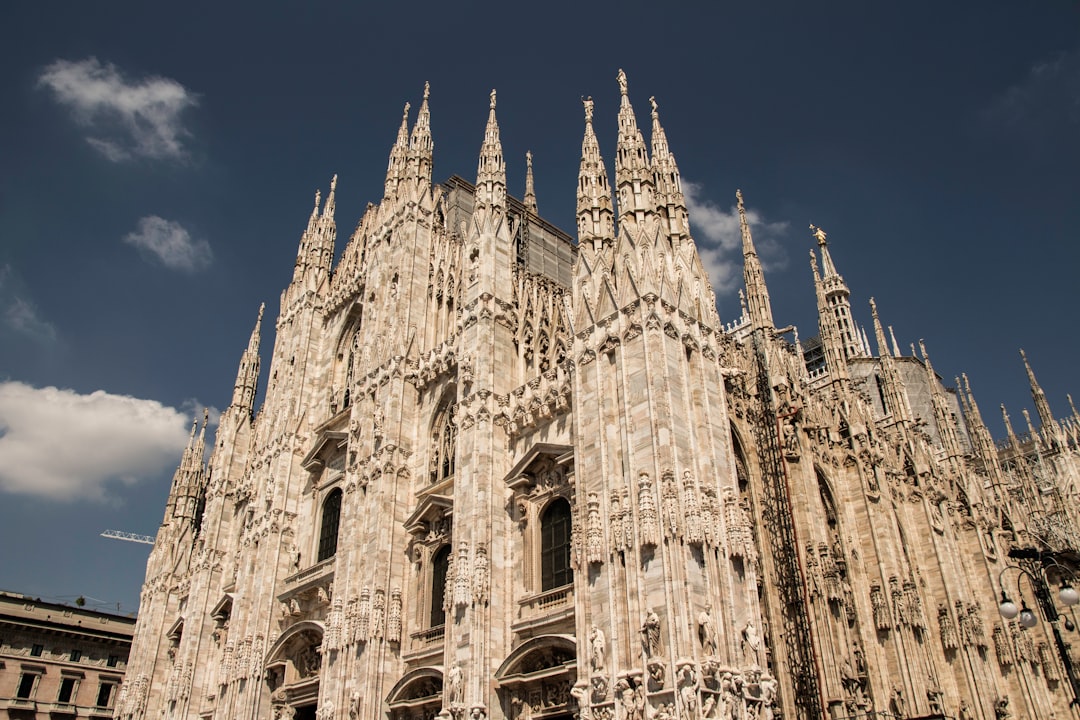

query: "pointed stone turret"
left=1020, top=349, right=1057, bottom=436
left=613, top=69, right=654, bottom=222
left=576, top=96, right=615, bottom=252
left=474, top=89, right=506, bottom=212
left=811, top=249, right=848, bottom=382
left=231, top=303, right=264, bottom=418
left=811, top=224, right=861, bottom=360
left=961, top=373, right=1003, bottom=482
left=523, top=151, right=537, bottom=215
left=384, top=102, right=411, bottom=199
left=870, top=298, right=912, bottom=425
left=407, top=83, right=433, bottom=187
left=889, top=326, right=901, bottom=358
left=740, top=190, right=774, bottom=331
left=649, top=96, right=687, bottom=238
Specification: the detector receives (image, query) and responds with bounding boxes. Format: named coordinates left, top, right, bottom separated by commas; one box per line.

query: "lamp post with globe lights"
left=997, top=548, right=1080, bottom=708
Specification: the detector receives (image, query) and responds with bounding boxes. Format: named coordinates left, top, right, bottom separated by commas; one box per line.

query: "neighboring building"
left=124, top=74, right=1080, bottom=720
left=0, top=591, right=134, bottom=719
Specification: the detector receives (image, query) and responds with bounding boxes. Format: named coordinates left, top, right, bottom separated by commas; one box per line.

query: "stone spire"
left=1001, top=404, right=1020, bottom=450
left=919, top=339, right=963, bottom=462
left=810, top=224, right=860, bottom=360
left=649, top=96, right=687, bottom=233
left=407, top=82, right=433, bottom=186
left=384, top=102, right=411, bottom=199
left=523, top=151, right=538, bottom=215
left=613, top=69, right=654, bottom=222
left=740, top=190, right=774, bottom=330
left=811, top=249, right=848, bottom=382
left=961, top=373, right=1003, bottom=482
left=474, top=89, right=506, bottom=211
left=231, top=303, right=265, bottom=418
left=870, top=298, right=912, bottom=425
left=1020, top=349, right=1056, bottom=435
left=292, top=176, right=337, bottom=285
left=576, top=96, right=615, bottom=250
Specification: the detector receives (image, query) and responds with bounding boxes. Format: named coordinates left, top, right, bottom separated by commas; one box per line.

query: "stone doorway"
left=294, top=704, right=317, bottom=720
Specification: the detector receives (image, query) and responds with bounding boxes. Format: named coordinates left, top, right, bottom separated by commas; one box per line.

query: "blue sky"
left=1, top=2, right=1078, bottom=614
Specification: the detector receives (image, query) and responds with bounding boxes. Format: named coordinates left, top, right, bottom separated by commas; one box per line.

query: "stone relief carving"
left=637, top=472, right=659, bottom=548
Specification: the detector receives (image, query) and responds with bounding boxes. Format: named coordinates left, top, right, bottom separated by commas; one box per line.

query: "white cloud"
left=0, top=265, right=57, bottom=343
left=37, top=57, right=197, bottom=162
left=0, top=382, right=192, bottom=501
left=683, top=181, right=789, bottom=295
left=123, top=216, right=212, bottom=271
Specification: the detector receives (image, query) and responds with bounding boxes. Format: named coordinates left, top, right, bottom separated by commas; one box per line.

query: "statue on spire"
left=649, top=96, right=658, bottom=118
left=423, top=81, right=430, bottom=100
left=490, top=88, right=497, bottom=109
left=617, top=68, right=628, bottom=96
left=583, top=96, right=594, bottom=123
left=809, top=223, right=827, bottom=245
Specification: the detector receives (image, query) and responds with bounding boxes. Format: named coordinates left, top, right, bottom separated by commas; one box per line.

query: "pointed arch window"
left=429, top=545, right=451, bottom=628
left=430, top=398, right=458, bottom=485
left=317, top=488, right=343, bottom=562
left=540, top=498, right=573, bottom=591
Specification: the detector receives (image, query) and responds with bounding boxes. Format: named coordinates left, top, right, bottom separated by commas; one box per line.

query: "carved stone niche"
left=495, top=636, right=578, bottom=720
left=211, top=593, right=234, bottom=646
left=263, top=622, right=325, bottom=711
left=386, top=668, right=444, bottom=720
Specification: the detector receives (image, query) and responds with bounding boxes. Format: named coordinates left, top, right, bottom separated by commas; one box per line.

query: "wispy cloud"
left=0, top=265, right=57, bottom=344
left=37, top=57, right=198, bottom=162
left=0, top=382, right=192, bottom=501
left=982, top=49, right=1080, bottom=152
left=123, top=216, right=212, bottom=271
left=684, top=181, right=789, bottom=295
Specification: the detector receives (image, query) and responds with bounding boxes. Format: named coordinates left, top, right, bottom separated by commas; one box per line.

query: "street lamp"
left=996, top=549, right=1080, bottom=707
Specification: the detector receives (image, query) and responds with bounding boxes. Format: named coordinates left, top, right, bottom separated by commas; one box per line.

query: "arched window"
left=430, top=398, right=457, bottom=485
left=317, top=489, right=343, bottom=562
left=540, top=498, right=573, bottom=591
left=429, top=545, right=451, bottom=627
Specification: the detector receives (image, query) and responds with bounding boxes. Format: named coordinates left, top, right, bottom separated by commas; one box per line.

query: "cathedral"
left=120, top=72, right=1080, bottom=720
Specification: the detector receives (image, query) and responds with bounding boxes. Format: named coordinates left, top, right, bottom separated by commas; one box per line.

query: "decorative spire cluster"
left=407, top=82, right=434, bottom=187
left=474, top=89, right=506, bottom=211
left=576, top=96, right=615, bottom=250
left=231, top=302, right=265, bottom=418
left=613, top=69, right=654, bottom=221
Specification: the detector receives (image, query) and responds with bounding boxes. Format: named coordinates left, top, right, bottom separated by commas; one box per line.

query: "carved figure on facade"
left=356, top=587, right=371, bottom=642
left=589, top=625, right=606, bottom=672
left=586, top=494, right=604, bottom=564
left=646, top=658, right=666, bottom=690
left=614, top=679, right=644, bottom=720
left=609, top=489, right=626, bottom=554
left=677, top=662, right=699, bottom=715
left=741, top=620, right=762, bottom=667
left=388, top=588, right=402, bottom=642
left=938, top=604, right=958, bottom=650
left=683, top=471, right=704, bottom=545
left=473, top=543, right=489, bottom=605
left=870, top=583, right=890, bottom=631
left=642, top=608, right=664, bottom=658
left=371, top=588, right=386, bottom=640
left=454, top=542, right=472, bottom=608
left=698, top=605, right=718, bottom=656
left=637, top=472, right=659, bottom=548
left=661, top=471, right=680, bottom=540
left=447, top=662, right=464, bottom=707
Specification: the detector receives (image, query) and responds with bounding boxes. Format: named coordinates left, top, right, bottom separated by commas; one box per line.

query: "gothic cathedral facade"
left=120, top=74, right=1080, bottom=720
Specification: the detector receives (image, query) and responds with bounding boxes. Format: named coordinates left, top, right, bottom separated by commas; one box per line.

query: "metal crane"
left=100, top=529, right=155, bottom=545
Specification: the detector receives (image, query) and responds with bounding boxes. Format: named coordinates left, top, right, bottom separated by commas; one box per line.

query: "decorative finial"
left=736, top=189, right=746, bottom=214
left=489, top=89, right=496, bottom=109
left=258, top=302, right=265, bottom=321
left=526, top=150, right=532, bottom=165
left=617, top=68, right=628, bottom=96
left=423, top=81, right=430, bottom=100
left=313, top=189, right=321, bottom=210
left=583, top=96, right=594, bottom=123
left=330, top=174, right=338, bottom=193
left=649, top=96, right=658, bottom=118
left=402, top=102, right=411, bottom=120
left=809, top=223, right=827, bottom=245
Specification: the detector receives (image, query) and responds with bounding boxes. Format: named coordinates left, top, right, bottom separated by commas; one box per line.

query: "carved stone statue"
left=447, top=662, right=464, bottom=706
left=698, top=605, right=717, bottom=656
left=642, top=608, right=663, bottom=658
left=741, top=621, right=761, bottom=666
left=589, top=625, right=606, bottom=672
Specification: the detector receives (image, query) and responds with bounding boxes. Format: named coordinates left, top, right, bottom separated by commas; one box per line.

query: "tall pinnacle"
left=614, top=69, right=653, bottom=220
left=1001, top=404, right=1019, bottom=449
left=384, top=102, right=411, bottom=198
left=869, top=298, right=891, bottom=358
left=524, top=151, right=538, bottom=215
left=474, top=89, right=506, bottom=210
left=811, top=250, right=848, bottom=382
left=231, top=302, right=264, bottom=417
left=322, top=174, right=337, bottom=220
left=408, top=82, right=433, bottom=186
left=739, top=189, right=774, bottom=330
left=649, top=96, right=685, bottom=212
left=1020, top=349, right=1056, bottom=433
left=811, top=224, right=860, bottom=360
left=576, top=96, right=615, bottom=248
